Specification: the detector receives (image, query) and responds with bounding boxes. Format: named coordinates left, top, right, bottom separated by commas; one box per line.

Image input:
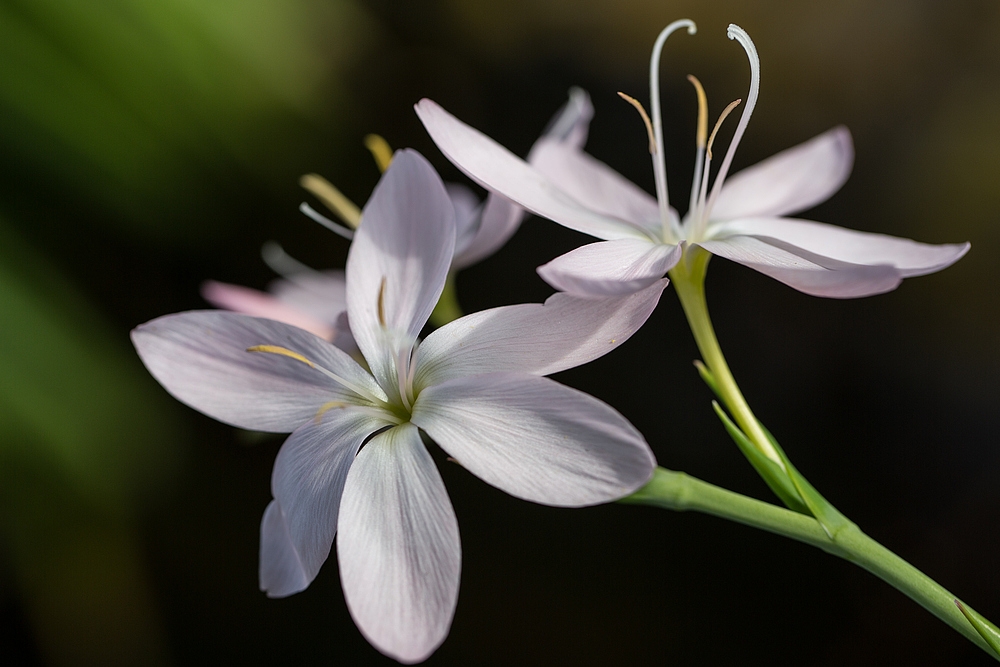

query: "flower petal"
left=259, top=500, right=310, bottom=597
left=411, top=373, right=656, bottom=506
left=346, top=149, right=456, bottom=387
left=710, top=217, right=970, bottom=277
left=415, top=98, right=649, bottom=241
left=261, top=409, right=389, bottom=597
left=414, top=279, right=667, bottom=388
left=530, top=86, right=594, bottom=151
left=337, top=423, right=460, bottom=664
left=131, top=311, right=382, bottom=431
left=201, top=280, right=335, bottom=340
left=445, top=182, right=483, bottom=260
left=528, top=138, right=661, bottom=235
left=710, top=126, right=854, bottom=220
left=452, top=193, right=524, bottom=270
left=697, top=235, right=904, bottom=298
left=537, top=238, right=681, bottom=297
left=269, top=270, right=347, bottom=325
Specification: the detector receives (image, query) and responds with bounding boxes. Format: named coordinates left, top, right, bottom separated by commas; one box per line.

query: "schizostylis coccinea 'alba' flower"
left=202, top=90, right=594, bottom=342
left=416, top=21, right=968, bottom=299
left=132, top=149, right=661, bottom=663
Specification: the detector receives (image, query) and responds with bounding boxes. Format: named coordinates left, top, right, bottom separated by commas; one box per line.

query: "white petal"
left=452, top=193, right=524, bottom=269
left=445, top=182, right=483, bottom=259
left=710, top=217, right=970, bottom=277
left=697, top=235, right=904, bottom=298
left=415, top=99, right=648, bottom=241
left=528, top=138, right=661, bottom=235
left=259, top=500, right=310, bottom=597
left=338, top=423, right=460, bottom=664
left=131, top=311, right=382, bottom=432
left=346, top=149, right=456, bottom=388
left=537, top=238, right=681, bottom=297
left=262, top=410, right=389, bottom=597
left=711, top=126, right=854, bottom=220
left=269, top=270, right=347, bottom=325
left=533, top=86, right=594, bottom=150
left=414, top=279, right=667, bottom=388
left=411, top=373, right=656, bottom=506
left=201, top=281, right=335, bottom=340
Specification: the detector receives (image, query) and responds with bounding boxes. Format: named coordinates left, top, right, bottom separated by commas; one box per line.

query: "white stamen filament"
left=261, top=241, right=319, bottom=279
left=300, top=202, right=356, bottom=240
left=299, top=173, right=362, bottom=228
left=704, top=24, right=760, bottom=220
left=694, top=99, right=742, bottom=237
left=649, top=19, right=697, bottom=233
left=396, top=346, right=413, bottom=412
left=686, top=75, right=708, bottom=220
left=406, top=341, right=420, bottom=395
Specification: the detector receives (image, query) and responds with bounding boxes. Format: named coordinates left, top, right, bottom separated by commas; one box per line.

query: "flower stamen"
left=617, top=92, right=656, bottom=154
left=261, top=241, right=319, bottom=279
left=300, top=173, right=362, bottom=229
left=704, top=23, right=760, bottom=219
left=686, top=75, right=708, bottom=217
left=299, top=203, right=356, bottom=240
left=247, top=344, right=387, bottom=406
left=649, top=19, right=697, bottom=230
left=396, top=347, right=413, bottom=412
left=377, top=277, right=388, bottom=327
left=694, top=98, right=741, bottom=237
left=364, top=134, right=394, bottom=173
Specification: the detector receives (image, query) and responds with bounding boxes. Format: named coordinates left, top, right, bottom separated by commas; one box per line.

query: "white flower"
left=415, top=21, right=968, bottom=299
left=132, top=150, right=661, bottom=663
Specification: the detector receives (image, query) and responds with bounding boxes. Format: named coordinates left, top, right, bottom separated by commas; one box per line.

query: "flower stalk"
left=669, top=247, right=781, bottom=467
left=661, top=248, right=1000, bottom=659
left=624, top=468, right=1000, bottom=661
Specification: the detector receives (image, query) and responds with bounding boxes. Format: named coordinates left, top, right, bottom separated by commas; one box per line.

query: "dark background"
left=2, top=1, right=999, bottom=665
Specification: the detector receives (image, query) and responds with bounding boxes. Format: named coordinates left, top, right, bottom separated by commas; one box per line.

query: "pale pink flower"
left=133, top=150, right=660, bottom=663
left=203, top=90, right=594, bottom=341
left=416, top=21, right=968, bottom=299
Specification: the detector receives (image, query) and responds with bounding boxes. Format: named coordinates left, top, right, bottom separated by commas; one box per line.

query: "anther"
left=364, top=134, right=394, bottom=173
left=686, top=75, right=709, bottom=218
left=248, top=344, right=387, bottom=406
left=686, top=75, right=708, bottom=149
left=247, top=345, right=316, bottom=367
left=617, top=92, right=657, bottom=154
left=299, top=173, right=362, bottom=229
left=706, top=99, right=742, bottom=160
left=377, top=277, right=388, bottom=327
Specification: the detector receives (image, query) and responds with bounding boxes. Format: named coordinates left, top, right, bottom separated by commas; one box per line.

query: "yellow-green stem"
left=668, top=248, right=782, bottom=467
left=625, top=468, right=1000, bottom=660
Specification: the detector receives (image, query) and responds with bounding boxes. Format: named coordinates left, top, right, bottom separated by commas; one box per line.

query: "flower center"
left=638, top=21, right=762, bottom=245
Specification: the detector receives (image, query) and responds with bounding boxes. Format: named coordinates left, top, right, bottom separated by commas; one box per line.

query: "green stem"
left=625, top=468, right=1000, bottom=659
left=429, top=271, right=464, bottom=327
left=669, top=249, right=782, bottom=467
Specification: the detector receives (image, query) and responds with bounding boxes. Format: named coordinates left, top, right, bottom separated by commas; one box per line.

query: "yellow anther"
left=364, top=134, right=394, bottom=173
left=377, top=276, right=388, bottom=327
left=617, top=92, right=657, bottom=154
left=299, top=173, right=362, bottom=229
left=706, top=99, right=742, bottom=160
left=246, top=345, right=316, bottom=368
left=315, top=401, right=348, bottom=422
left=686, top=75, right=708, bottom=149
